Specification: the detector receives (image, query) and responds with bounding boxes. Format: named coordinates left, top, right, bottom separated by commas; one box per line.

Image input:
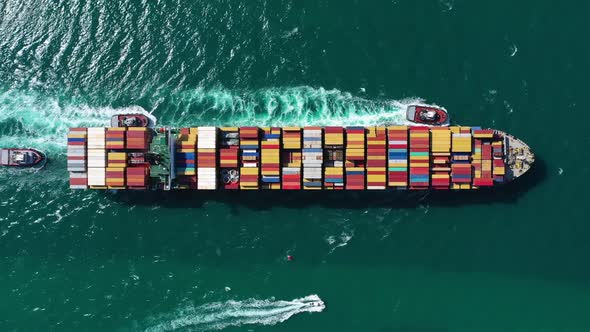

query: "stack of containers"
left=87, top=127, right=106, bottom=188
left=106, top=128, right=125, bottom=150
left=239, top=127, right=259, bottom=190
left=472, top=138, right=483, bottom=186
left=126, top=127, right=150, bottom=150
left=67, top=128, right=88, bottom=189
left=282, top=127, right=302, bottom=190
left=366, top=127, right=387, bottom=189
left=106, top=167, right=125, bottom=188
left=430, top=127, right=451, bottom=189
left=175, top=128, right=197, bottom=189
left=127, top=166, right=149, bottom=189
left=492, top=141, right=505, bottom=183
left=69, top=173, right=88, bottom=190
left=387, top=126, right=408, bottom=189
left=197, top=127, right=217, bottom=190
left=451, top=163, right=472, bottom=188
left=409, top=127, right=430, bottom=189
left=451, top=127, right=473, bottom=189
left=323, top=127, right=344, bottom=190
left=472, top=129, right=495, bottom=140
left=108, top=152, right=127, bottom=167
left=475, top=140, right=494, bottom=187
left=219, top=127, right=239, bottom=190
left=261, top=127, right=281, bottom=189
left=302, top=127, right=323, bottom=190
left=345, top=127, right=366, bottom=190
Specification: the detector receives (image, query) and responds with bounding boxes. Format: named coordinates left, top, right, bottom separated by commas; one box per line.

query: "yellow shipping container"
left=389, top=181, right=407, bottom=186
left=240, top=167, right=259, bottom=175
left=493, top=167, right=505, bottom=175
left=108, top=152, right=126, bottom=160
left=388, top=162, right=407, bottom=167
left=325, top=168, right=343, bottom=175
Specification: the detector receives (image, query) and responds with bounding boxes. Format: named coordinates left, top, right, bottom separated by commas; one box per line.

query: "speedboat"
left=0, top=148, right=47, bottom=168
left=407, top=105, right=450, bottom=126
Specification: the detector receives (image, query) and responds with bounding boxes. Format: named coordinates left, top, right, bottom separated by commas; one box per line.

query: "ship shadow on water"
left=109, top=158, right=547, bottom=210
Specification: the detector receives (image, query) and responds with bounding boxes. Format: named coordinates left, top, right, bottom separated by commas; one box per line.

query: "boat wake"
left=143, top=294, right=325, bottom=332
left=0, top=86, right=439, bottom=153
left=0, top=89, right=146, bottom=153
left=161, top=86, right=423, bottom=127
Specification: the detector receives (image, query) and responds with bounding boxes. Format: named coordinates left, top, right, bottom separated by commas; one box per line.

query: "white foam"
left=165, top=86, right=433, bottom=127
left=0, top=89, right=147, bottom=153
left=144, top=294, right=325, bottom=332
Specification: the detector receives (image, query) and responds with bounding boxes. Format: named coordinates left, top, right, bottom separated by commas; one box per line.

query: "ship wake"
left=143, top=294, right=325, bottom=332
left=0, top=86, right=439, bottom=153
left=0, top=89, right=146, bottom=153
left=162, top=86, right=424, bottom=127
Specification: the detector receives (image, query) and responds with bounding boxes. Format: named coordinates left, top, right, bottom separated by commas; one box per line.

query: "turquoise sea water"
left=1, top=0, right=590, bottom=331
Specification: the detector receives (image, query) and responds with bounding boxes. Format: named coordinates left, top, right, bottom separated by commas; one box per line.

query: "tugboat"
left=111, top=111, right=157, bottom=128
left=0, top=148, right=47, bottom=168
left=407, top=105, right=450, bottom=126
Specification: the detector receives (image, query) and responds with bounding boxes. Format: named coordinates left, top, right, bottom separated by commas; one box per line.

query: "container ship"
left=66, top=107, right=534, bottom=191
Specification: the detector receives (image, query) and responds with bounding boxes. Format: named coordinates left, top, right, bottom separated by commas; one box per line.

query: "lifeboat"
left=407, top=105, right=450, bottom=126
left=0, top=148, right=47, bottom=168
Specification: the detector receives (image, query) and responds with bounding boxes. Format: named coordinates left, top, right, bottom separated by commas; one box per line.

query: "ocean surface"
left=1, top=0, right=589, bottom=331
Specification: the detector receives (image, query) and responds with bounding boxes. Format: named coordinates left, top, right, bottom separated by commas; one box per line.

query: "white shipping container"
left=87, top=155, right=105, bottom=159
left=198, top=127, right=217, bottom=132
left=69, top=172, right=88, bottom=179
left=87, top=168, right=106, bottom=186
left=197, top=142, right=216, bottom=149
left=87, top=150, right=106, bottom=155
left=67, top=150, right=86, bottom=157
left=303, top=167, right=322, bottom=178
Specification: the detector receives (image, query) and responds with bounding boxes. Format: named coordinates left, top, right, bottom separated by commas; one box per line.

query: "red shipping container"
left=409, top=168, right=430, bottom=175
left=473, top=178, right=494, bottom=186
left=451, top=177, right=471, bottom=184
left=70, top=177, right=87, bottom=186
